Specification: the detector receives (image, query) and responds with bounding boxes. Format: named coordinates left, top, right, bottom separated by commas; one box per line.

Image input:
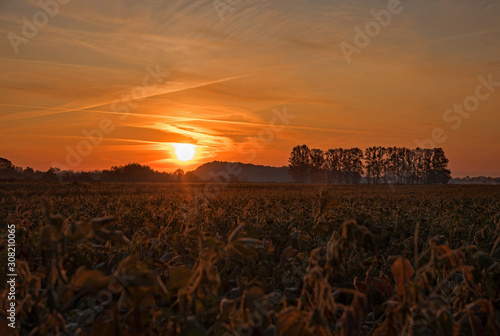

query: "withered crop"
left=0, top=183, right=499, bottom=335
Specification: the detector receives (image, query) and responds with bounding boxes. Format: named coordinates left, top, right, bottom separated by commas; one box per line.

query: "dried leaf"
left=437, top=308, right=453, bottom=336
left=231, top=241, right=258, bottom=258
left=435, top=245, right=462, bottom=266
left=391, top=257, right=414, bottom=295
left=90, top=217, right=116, bottom=231
left=277, top=307, right=305, bottom=336
left=93, top=229, right=132, bottom=246
left=180, top=319, right=206, bottom=336
left=228, top=223, right=245, bottom=243
left=369, top=277, right=393, bottom=297
left=167, top=266, right=192, bottom=290
left=70, top=267, right=112, bottom=294
left=341, top=308, right=358, bottom=336
left=39, top=226, right=56, bottom=249
left=217, top=298, right=236, bottom=320
left=64, top=221, right=92, bottom=241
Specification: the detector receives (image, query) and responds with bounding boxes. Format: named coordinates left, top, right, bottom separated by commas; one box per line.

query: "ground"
left=1, top=183, right=499, bottom=335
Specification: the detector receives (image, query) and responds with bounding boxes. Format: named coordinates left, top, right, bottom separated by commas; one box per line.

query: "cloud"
left=0, top=0, right=499, bottom=175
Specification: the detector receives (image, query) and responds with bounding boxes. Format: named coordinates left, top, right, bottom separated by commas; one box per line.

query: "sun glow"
left=172, top=143, right=196, bottom=162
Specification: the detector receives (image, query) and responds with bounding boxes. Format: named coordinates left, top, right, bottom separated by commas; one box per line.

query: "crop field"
left=1, top=182, right=500, bottom=335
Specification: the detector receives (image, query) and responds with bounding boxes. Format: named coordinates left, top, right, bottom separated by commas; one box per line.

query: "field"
left=1, top=182, right=500, bottom=335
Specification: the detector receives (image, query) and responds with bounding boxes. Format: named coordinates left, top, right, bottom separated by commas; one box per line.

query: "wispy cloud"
left=0, top=0, right=499, bottom=175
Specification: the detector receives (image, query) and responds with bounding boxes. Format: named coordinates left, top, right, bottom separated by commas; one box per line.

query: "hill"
left=192, top=161, right=292, bottom=183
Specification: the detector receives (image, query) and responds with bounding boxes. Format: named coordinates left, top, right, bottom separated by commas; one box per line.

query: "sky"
left=0, top=0, right=499, bottom=177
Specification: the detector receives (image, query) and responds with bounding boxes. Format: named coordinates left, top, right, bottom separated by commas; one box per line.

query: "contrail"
left=0, top=73, right=252, bottom=121
left=0, top=104, right=382, bottom=134
left=16, top=134, right=166, bottom=144
left=2, top=28, right=498, bottom=124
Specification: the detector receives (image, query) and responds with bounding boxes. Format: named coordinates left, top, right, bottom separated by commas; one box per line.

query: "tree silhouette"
left=288, top=145, right=311, bottom=183
left=287, top=145, right=452, bottom=184
left=345, top=148, right=364, bottom=184
left=365, top=146, right=384, bottom=183
left=0, top=157, right=14, bottom=170
left=174, top=169, right=185, bottom=182
left=24, top=167, right=34, bottom=174
left=324, top=149, right=342, bottom=183
left=103, top=163, right=169, bottom=182
left=0, top=157, right=18, bottom=179
left=309, top=148, right=326, bottom=183
left=426, top=148, right=451, bottom=184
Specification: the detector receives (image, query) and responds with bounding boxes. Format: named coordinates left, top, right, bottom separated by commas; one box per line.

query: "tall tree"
left=426, top=148, right=451, bottom=184
left=309, top=148, right=326, bottom=183
left=386, top=146, right=400, bottom=184
left=422, top=149, right=434, bottom=183
left=347, top=148, right=364, bottom=184
left=364, top=147, right=376, bottom=183
left=338, top=148, right=349, bottom=183
left=365, top=147, right=385, bottom=183
left=288, top=145, right=311, bottom=183
left=431, top=148, right=449, bottom=170
left=413, top=147, right=425, bottom=184
left=324, top=149, right=342, bottom=183
left=289, top=144, right=452, bottom=185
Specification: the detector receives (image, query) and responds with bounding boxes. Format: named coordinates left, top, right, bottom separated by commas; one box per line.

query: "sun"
left=172, top=143, right=196, bottom=162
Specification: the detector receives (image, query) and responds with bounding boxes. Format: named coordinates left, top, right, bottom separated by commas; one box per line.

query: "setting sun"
left=172, top=143, right=196, bottom=162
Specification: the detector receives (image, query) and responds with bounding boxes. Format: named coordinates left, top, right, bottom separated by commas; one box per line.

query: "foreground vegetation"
left=1, top=182, right=499, bottom=335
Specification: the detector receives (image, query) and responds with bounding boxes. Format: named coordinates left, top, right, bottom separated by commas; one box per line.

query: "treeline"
left=288, top=145, right=451, bottom=184
left=452, top=176, right=500, bottom=185
left=0, top=158, right=200, bottom=183
left=102, top=164, right=200, bottom=182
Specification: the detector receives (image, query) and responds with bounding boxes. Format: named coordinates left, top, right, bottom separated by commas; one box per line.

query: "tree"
left=338, top=148, right=349, bottom=183
left=365, top=147, right=385, bottom=183
left=174, top=169, right=185, bottom=182
left=396, top=147, right=409, bottom=184
left=288, top=144, right=452, bottom=185
left=288, top=145, right=311, bottom=183
left=183, top=171, right=201, bottom=182
left=364, top=147, right=375, bottom=183
left=346, top=148, right=364, bottom=184
left=324, top=149, right=342, bottom=183
left=103, top=163, right=164, bottom=182
left=44, top=167, right=60, bottom=182
left=431, top=148, right=449, bottom=170
left=386, top=146, right=401, bottom=184
left=426, top=148, right=451, bottom=184
left=0, top=157, right=19, bottom=179
left=24, top=167, right=34, bottom=174
left=413, top=147, right=425, bottom=184
left=0, top=157, right=14, bottom=170
left=309, top=148, right=326, bottom=183
left=426, top=169, right=451, bottom=184
left=421, top=149, right=434, bottom=184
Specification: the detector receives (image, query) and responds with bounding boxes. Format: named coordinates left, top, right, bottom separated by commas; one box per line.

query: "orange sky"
left=0, top=0, right=499, bottom=177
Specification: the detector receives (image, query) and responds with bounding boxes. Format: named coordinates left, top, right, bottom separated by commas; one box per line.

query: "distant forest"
left=288, top=145, right=452, bottom=184
left=0, top=152, right=498, bottom=184
left=0, top=158, right=198, bottom=183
